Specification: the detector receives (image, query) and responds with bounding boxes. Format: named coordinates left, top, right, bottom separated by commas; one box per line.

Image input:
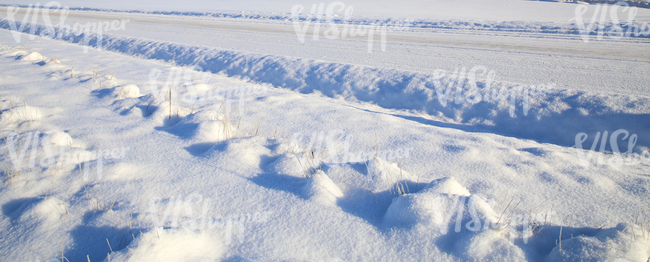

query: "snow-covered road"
left=3, top=7, right=650, bottom=96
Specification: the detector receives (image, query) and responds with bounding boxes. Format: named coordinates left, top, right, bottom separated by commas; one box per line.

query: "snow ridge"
left=1, top=20, right=648, bottom=151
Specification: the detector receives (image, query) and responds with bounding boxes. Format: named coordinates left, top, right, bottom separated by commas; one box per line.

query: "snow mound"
left=11, top=197, right=67, bottom=231
left=544, top=223, right=650, bottom=262
left=149, top=101, right=192, bottom=127
left=46, top=131, right=73, bottom=146
left=114, top=84, right=141, bottom=98
left=107, top=228, right=225, bottom=262
left=192, top=83, right=212, bottom=94
left=458, top=230, right=528, bottom=261
left=1, top=105, right=42, bottom=123
left=204, top=136, right=271, bottom=169
left=302, top=170, right=344, bottom=206
left=383, top=191, right=500, bottom=228
left=20, top=51, right=44, bottom=61
left=268, top=153, right=304, bottom=177
left=193, top=121, right=236, bottom=142
left=419, top=177, right=471, bottom=196
left=28, top=197, right=67, bottom=224
left=165, top=110, right=237, bottom=142
left=384, top=177, right=497, bottom=229
left=383, top=192, right=443, bottom=227
left=366, top=156, right=415, bottom=192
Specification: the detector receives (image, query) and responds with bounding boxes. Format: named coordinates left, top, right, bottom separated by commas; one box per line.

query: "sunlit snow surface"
left=0, top=0, right=649, bottom=261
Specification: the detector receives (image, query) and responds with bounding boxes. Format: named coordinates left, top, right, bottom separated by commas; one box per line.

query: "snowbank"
left=106, top=228, right=226, bottom=262
left=1, top=20, right=649, bottom=151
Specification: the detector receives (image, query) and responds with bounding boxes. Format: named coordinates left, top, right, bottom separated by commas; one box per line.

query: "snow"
left=4, top=18, right=650, bottom=152
left=47, top=131, right=73, bottom=146
left=108, top=228, right=226, bottom=262
left=3, top=0, right=650, bottom=21
left=366, top=156, right=416, bottom=192
left=0, top=0, right=648, bottom=261
left=419, top=177, right=472, bottom=196
left=0, top=103, right=42, bottom=123
left=19, top=51, right=44, bottom=61
left=114, top=84, right=140, bottom=99
left=302, top=170, right=344, bottom=206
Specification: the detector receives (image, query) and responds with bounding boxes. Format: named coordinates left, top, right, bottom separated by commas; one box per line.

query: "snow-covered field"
left=0, top=0, right=649, bottom=261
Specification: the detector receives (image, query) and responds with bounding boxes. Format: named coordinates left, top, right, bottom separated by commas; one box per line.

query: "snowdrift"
left=1, top=20, right=649, bottom=152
